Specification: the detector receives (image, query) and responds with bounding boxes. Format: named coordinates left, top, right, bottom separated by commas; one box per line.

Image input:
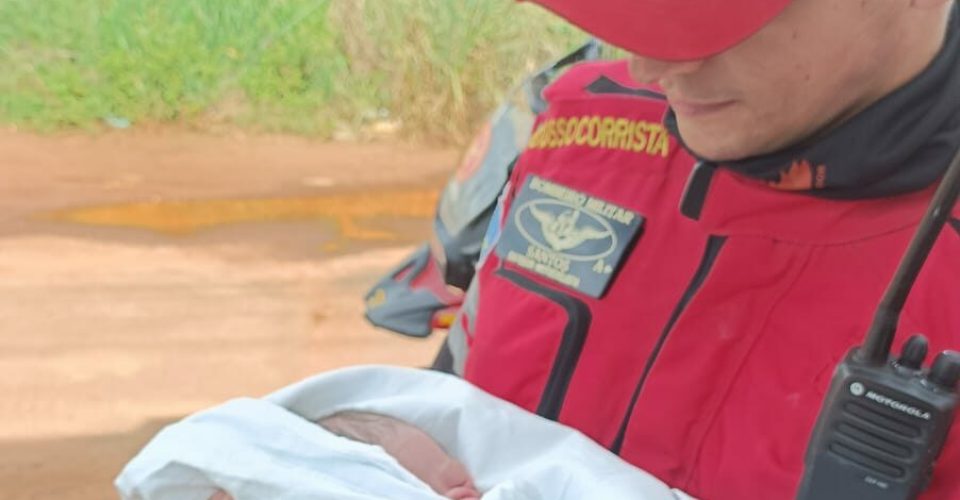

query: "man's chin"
left=679, top=136, right=752, bottom=163
left=676, top=122, right=772, bottom=163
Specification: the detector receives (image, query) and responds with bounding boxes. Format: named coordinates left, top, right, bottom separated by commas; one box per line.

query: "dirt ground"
left=0, top=130, right=459, bottom=500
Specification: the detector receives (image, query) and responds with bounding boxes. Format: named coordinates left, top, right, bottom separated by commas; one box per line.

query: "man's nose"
left=627, top=54, right=705, bottom=84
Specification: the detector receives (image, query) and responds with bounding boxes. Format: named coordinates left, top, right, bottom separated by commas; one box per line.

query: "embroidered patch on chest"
left=495, top=175, right=644, bottom=298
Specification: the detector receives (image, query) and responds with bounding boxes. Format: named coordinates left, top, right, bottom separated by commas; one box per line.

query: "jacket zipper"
left=609, top=235, right=728, bottom=454
left=497, top=268, right=593, bottom=421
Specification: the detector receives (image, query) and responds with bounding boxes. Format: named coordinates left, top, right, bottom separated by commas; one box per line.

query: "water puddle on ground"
left=44, top=188, right=439, bottom=248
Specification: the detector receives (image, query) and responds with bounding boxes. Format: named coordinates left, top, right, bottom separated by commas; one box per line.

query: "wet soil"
left=0, top=130, right=458, bottom=500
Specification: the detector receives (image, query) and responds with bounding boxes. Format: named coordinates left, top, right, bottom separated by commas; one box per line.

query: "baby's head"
left=208, top=411, right=481, bottom=500
left=319, top=411, right=481, bottom=500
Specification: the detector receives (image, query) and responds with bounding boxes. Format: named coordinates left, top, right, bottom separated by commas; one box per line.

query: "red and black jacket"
left=459, top=60, right=960, bottom=499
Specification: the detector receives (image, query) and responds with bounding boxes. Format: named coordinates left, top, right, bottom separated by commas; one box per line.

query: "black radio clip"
left=797, top=146, right=960, bottom=499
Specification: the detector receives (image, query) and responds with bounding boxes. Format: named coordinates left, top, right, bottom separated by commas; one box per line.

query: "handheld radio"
left=796, top=146, right=960, bottom=499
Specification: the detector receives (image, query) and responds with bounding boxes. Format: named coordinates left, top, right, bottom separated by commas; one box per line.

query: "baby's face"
left=319, top=411, right=482, bottom=499
left=208, top=411, right=482, bottom=500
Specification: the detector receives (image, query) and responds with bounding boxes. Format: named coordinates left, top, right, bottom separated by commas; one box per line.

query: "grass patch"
left=0, top=0, right=583, bottom=143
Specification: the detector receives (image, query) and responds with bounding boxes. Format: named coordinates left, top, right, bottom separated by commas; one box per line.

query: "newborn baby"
left=119, top=366, right=686, bottom=500
left=208, top=411, right=481, bottom=500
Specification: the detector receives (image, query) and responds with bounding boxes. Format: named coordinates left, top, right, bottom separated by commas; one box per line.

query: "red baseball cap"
left=525, top=0, right=792, bottom=61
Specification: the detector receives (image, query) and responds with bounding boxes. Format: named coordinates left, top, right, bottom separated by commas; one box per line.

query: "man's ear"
left=910, top=0, right=952, bottom=9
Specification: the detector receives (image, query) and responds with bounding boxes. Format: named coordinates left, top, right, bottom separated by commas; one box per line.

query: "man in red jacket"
left=331, top=0, right=960, bottom=498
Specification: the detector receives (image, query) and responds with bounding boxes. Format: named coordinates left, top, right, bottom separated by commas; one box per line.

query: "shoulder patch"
left=495, top=175, right=644, bottom=298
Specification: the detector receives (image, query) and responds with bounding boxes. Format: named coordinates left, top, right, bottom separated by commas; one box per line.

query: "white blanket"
left=116, top=365, right=693, bottom=500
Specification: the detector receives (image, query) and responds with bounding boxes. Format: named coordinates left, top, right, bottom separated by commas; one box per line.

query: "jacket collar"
left=690, top=163, right=944, bottom=245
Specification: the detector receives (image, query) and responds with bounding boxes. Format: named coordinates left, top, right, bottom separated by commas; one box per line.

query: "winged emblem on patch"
left=530, top=206, right=610, bottom=252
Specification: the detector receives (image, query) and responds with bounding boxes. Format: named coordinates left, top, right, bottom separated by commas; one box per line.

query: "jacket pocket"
left=464, top=266, right=591, bottom=420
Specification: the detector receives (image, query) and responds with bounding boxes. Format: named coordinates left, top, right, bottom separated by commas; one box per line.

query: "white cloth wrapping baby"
left=116, top=365, right=694, bottom=500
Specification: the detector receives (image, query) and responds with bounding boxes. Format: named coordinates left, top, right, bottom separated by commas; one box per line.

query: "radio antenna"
left=859, top=145, right=960, bottom=365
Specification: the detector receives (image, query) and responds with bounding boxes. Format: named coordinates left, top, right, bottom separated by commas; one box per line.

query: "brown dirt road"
left=0, top=130, right=459, bottom=499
